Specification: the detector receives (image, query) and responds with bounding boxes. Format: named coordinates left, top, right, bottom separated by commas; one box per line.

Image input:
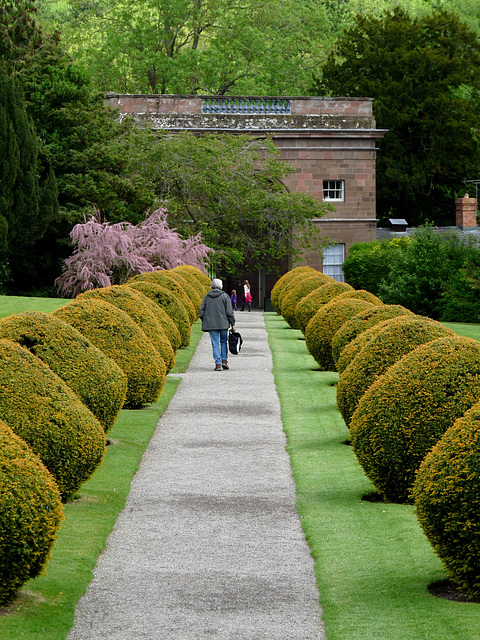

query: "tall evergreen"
left=0, top=68, right=40, bottom=258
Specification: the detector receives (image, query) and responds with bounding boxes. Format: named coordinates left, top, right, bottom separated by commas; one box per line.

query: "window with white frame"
left=323, top=244, right=345, bottom=282
left=323, top=179, right=344, bottom=201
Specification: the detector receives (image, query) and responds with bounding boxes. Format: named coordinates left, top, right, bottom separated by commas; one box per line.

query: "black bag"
left=228, top=328, right=243, bottom=355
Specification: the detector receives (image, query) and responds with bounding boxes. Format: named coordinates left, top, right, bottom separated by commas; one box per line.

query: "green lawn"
left=0, top=295, right=70, bottom=318
left=442, top=321, right=480, bottom=341
left=265, top=312, right=480, bottom=640
left=0, top=313, right=202, bottom=640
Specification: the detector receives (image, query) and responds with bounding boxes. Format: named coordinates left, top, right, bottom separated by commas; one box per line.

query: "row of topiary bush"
left=0, top=265, right=210, bottom=607
left=273, top=265, right=480, bottom=601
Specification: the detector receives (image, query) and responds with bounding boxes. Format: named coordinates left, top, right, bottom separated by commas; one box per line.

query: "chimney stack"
left=455, top=194, right=477, bottom=229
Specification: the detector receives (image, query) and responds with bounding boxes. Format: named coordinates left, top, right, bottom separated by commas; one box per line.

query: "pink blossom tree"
left=56, top=207, right=212, bottom=297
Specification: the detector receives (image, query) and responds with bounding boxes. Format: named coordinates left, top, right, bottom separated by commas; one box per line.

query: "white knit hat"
left=211, top=278, right=223, bottom=289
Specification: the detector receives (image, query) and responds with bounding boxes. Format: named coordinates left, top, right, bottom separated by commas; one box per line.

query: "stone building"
left=105, top=94, right=387, bottom=303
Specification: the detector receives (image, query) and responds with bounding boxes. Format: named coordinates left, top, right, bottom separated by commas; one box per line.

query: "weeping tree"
left=55, top=207, right=212, bottom=297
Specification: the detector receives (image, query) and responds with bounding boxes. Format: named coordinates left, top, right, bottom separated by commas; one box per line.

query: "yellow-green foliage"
left=270, top=267, right=318, bottom=312
left=305, top=298, right=374, bottom=371
left=167, top=270, right=203, bottom=313
left=331, top=304, right=414, bottom=366
left=351, top=335, right=480, bottom=503
left=337, top=316, right=454, bottom=427
left=332, top=289, right=383, bottom=306
left=143, top=300, right=182, bottom=352
left=172, top=265, right=211, bottom=293
left=126, top=280, right=191, bottom=347
left=0, top=311, right=127, bottom=432
left=295, top=281, right=354, bottom=333
left=77, top=286, right=175, bottom=372
left=412, top=401, right=480, bottom=600
left=277, top=272, right=319, bottom=316
left=336, top=319, right=400, bottom=375
left=0, top=419, right=64, bottom=606
left=280, top=274, right=332, bottom=328
left=129, top=272, right=197, bottom=323
left=54, top=299, right=166, bottom=408
left=0, top=339, right=106, bottom=501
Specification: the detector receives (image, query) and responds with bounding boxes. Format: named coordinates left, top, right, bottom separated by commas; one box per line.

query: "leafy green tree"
left=46, top=0, right=328, bottom=95
left=316, top=8, right=480, bottom=226
left=132, top=130, right=330, bottom=274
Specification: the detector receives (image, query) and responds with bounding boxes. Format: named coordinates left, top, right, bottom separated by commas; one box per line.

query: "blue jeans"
left=209, top=330, right=228, bottom=364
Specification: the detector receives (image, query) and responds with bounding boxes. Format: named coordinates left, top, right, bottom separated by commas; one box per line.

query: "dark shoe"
left=222, top=360, right=229, bottom=370
left=215, top=363, right=222, bottom=371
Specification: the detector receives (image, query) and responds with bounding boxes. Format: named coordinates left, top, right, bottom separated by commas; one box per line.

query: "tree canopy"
left=37, top=0, right=330, bottom=95
left=316, top=8, right=480, bottom=226
left=125, top=129, right=330, bottom=275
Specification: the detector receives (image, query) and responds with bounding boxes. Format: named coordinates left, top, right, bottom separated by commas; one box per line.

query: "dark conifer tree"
left=0, top=68, right=40, bottom=257
left=316, top=9, right=480, bottom=226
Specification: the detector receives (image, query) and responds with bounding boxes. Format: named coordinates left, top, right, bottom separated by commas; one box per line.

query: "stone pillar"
left=456, top=194, right=477, bottom=229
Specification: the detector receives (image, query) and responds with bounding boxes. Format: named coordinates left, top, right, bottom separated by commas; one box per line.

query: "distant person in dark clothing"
left=200, top=279, right=236, bottom=371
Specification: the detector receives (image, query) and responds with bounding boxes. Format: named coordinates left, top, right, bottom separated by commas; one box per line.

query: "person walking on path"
left=200, top=278, right=236, bottom=371
left=230, top=289, right=237, bottom=311
left=242, top=279, right=252, bottom=311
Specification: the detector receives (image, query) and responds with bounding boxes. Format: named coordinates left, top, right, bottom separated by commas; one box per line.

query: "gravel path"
left=67, top=311, right=325, bottom=640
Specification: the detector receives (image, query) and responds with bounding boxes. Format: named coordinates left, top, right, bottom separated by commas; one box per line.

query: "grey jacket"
left=199, top=289, right=236, bottom=331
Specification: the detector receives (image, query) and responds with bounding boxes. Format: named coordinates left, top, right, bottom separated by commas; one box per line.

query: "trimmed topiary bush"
left=0, top=311, right=127, bottom=432
left=305, top=298, right=375, bottom=371
left=331, top=289, right=383, bottom=306
left=271, top=267, right=318, bottom=313
left=337, top=316, right=454, bottom=427
left=77, top=286, right=176, bottom=372
left=128, top=271, right=197, bottom=323
left=350, top=335, right=480, bottom=503
left=126, top=280, right=191, bottom=347
left=412, top=400, right=480, bottom=600
left=0, top=339, right=106, bottom=501
left=54, top=299, right=166, bottom=408
left=172, top=265, right=211, bottom=293
left=277, top=271, right=321, bottom=317
left=167, top=270, right=204, bottom=313
left=144, top=300, right=182, bottom=352
left=331, top=304, right=414, bottom=366
left=0, top=419, right=64, bottom=606
left=295, top=281, right=354, bottom=333
left=280, top=274, right=333, bottom=328
left=336, top=318, right=400, bottom=376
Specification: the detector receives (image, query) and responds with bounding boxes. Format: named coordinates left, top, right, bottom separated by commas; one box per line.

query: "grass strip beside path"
left=264, top=312, right=480, bottom=640
left=0, top=321, right=202, bottom=640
